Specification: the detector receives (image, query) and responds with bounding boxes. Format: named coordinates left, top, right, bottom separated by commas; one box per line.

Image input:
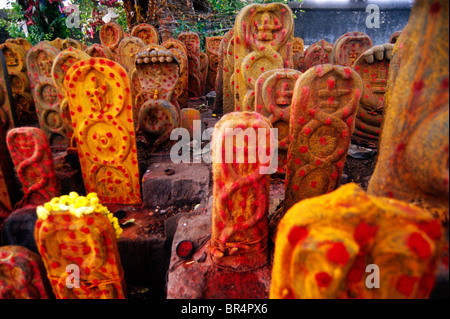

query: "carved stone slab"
left=64, top=58, right=142, bottom=204
left=131, top=23, right=159, bottom=46
left=233, top=3, right=294, bottom=112
left=211, top=112, right=273, bottom=271
left=27, top=42, right=67, bottom=147
left=353, top=43, right=394, bottom=147
left=271, top=183, right=445, bottom=299
left=0, top=245, right=52, bottom=299
left=255, top=68, right=302, bottom=173
left=331, top=31, right=373, bottom=67
left=284, top=64, right=362, bottom=211
left=6, top=126, right=59, bottom=205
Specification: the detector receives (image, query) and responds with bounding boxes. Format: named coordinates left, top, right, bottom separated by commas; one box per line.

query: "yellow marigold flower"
left=74, top=196, right=89, bottom=209
left=36, top=192, right=123, bottom=238
left=86, top=192, right=98, bottom=199
left=36, top=206, right=50, bottom=220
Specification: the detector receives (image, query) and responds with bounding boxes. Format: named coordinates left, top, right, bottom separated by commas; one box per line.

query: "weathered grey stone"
left=142, top=162, right=211, bottom=208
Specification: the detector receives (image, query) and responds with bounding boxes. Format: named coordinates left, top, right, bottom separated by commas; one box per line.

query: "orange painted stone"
left=233, top=3, right=294, bottom=112
left=35, top=196, right=126, bottom=299
left=27, top=42, right=67, bottom=147
left=205, top=36, right=223, bottom=94
left=292, top=37, right=304, bottom=71
left=284, top=64, right=362, bottom=211
left=5, top=38, right=32, bottom=51
left=131, top=23, right=159, bottom=45
left=303, top=39, right=333, bottom=72
left=353, top=43, right=394, bottom=148
left=6, top=127, right=59, bottom=205
left=51, top=48, right=90, bottom=146
left=222, top=30, right=235, bottom=114
left=331, top=31, right=373, bottom=67
left=1, top=41, right=35, bottom=127
left=0, top=54, right=15, bottom=131
left=85, top=44, right=115, bottom=60
left=270, top=183, right=445, bottom=299
left=255, top=68, right=302, bottom=173
left=180, top=108, right=201, bottom=137
left=162, top=38, right=189, bottom=109
left=210, top=112, right=274, bottom=271
left=116, top=36, right=145, bottom=72
left=213, top=32, right=232, bottom=114
left=178, top=32, right=203, bottom=98
left=48, top=38, right=63, bottom=51
left=61, top=38, right=84, bottom=51
left=0, top=245, right=52, bottom=299
left=367, top=0, right=449, bottom=222
left=100, top=22, right=125, bottom=52
left=135, top=45, right=180, bottom=152
left=64, top=58, right=142, bottom=205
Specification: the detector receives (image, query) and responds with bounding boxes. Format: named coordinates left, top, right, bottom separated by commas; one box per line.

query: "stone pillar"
left=284, top=64, right=362, bottom=211
left=64, top=58, right=142, bottom=205
left=210, top=112, right=274, bottom=271
left=233, top=2, right=294, bottom=112
left=367, top=0, right=449, bottom=222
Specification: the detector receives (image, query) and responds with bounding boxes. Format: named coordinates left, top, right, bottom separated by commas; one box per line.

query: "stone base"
left=109, top=205, right=176, bottom=298
left=142, top=162, right=211, bottom=208
left=166, top=205, right=272, bottom=299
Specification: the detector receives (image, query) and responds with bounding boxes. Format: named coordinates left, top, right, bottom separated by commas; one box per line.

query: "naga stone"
left=35, top=192, right=126, bottom=299
left=1, top=41, right=36, bottom=127
left=51, top=47, right=90, bottom=146
left=205, top=36, right=223, bottom=94
left=367, top=0, right=449, bottom=222
left=233, top=2, right=294, bottom=112
left=353, top=43, right=394, bottom=148
left=271, top=183, right=445, bottom=299
left=27, top=42, right=67, bottom=147
left=162, top=38, right=189, bottom=109
left=284, top=64, right=362, bottom=211
left=116, top=36, right=145, bottom=72
left=61, top=38, right=84, bottom=51
left=222, top=30, right=235, bottom=114
left=64, top=58, right=142, bottom=205
left=135, top=45, right=180, bottom=152
left=131, top=23, right=159, bottom=45
left=85, top=44, right=115, bottom=61
left=292, top=37, right=304, bottom=71
left=331, top=31, right=373, bottom=67
left=48, top=38, right=63, bottom=51
left=0, top=245, right=53, bottom=299
left=178, top=32, right=203, bottom=98
left=212, top=31, right=233, bottom=114
left=303, top=39, right=333, bottom=72
left=6, top=127, right=59, bottom=205
left=0, top=51, right=15, bottom=130
left=100, top=22, right=125, bottom=52
left=0, top=121, right=20, bottom=217
left=210, top=112, right=274, bottom=271
left=255, top=68, right=302, bottom=173
left=6, top=38, right=32, bottom=51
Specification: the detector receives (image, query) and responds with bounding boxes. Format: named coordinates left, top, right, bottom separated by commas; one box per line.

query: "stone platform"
left=166, top=179, right=285, bottom=299
left=166, top=208, right=272, bottom=299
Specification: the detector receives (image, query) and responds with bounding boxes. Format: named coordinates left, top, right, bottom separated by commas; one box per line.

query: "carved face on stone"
left=37, top=51, right=53, bottom=77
